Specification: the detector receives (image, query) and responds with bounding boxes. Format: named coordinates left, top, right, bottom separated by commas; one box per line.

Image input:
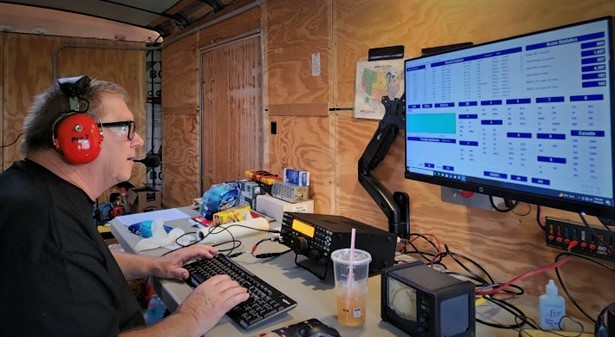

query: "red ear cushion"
left=53, top=113, right=103, bottom=164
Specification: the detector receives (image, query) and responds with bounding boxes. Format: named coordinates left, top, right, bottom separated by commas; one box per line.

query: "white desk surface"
left=110, top=207, right=539, bottom=337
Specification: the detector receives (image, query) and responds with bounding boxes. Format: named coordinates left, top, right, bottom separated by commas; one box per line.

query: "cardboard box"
left=213, top=205, right=251, bottom=225
left=127, top=187, right=161, bottom=213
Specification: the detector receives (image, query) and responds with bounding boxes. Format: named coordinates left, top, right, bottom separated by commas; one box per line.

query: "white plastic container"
left=539, top=279, right=566, bottom=330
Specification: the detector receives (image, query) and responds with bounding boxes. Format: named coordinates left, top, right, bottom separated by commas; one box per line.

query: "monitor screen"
left=404, top=17, right=615, bottom=219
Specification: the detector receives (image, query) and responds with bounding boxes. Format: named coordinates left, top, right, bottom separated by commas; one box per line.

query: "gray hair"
left=20, top=78, right=129, bottom=155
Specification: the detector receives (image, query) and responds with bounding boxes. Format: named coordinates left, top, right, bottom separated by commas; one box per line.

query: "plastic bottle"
left=539, top=279, right=566, bottom=330
left=145, top=294, right=166, bottom=325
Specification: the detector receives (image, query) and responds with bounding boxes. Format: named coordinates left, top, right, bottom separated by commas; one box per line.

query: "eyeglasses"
left=100, top=120, right=136, bottom=140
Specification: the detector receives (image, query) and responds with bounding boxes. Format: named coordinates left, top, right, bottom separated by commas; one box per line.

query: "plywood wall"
left=0, top=33, right=147, bottom=197
left=162, top=7, right=261, bottom=207
left=161, top=0, right=615, bottom=320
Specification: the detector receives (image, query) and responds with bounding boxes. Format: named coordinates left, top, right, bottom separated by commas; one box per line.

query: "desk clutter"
left=196, top=168, right=314, bottom=227
left=94, top=183, right=161, bottom=226
left=110, top=167, right=612, bottom=336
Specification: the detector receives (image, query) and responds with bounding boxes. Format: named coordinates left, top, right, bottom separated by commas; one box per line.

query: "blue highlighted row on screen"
left=408, top=130, right=603, bottom=143
left=407, top=94, right=604, bottom=109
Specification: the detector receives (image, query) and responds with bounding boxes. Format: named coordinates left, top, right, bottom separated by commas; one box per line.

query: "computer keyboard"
left=183, top=254, right=297, bottom=329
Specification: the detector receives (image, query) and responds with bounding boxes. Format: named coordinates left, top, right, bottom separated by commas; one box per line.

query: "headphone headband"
left=57, top=75, right=91, bottom=112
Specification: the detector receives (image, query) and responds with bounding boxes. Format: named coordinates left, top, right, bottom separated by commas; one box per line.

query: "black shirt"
left=0, top=160, right=144, bottom=336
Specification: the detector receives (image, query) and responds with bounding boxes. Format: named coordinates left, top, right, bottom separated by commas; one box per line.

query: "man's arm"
left=111, top=250, right=155, bottom=280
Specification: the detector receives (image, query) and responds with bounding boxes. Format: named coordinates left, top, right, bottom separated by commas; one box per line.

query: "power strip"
left=545, top=217, right=614, bottom=262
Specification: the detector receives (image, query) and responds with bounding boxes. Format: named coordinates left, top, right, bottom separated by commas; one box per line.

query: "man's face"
left=96, top=92, right=144, bottom=185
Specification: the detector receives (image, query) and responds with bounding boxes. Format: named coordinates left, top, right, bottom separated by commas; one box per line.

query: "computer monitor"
left=404, top=17, right=615, bottom=220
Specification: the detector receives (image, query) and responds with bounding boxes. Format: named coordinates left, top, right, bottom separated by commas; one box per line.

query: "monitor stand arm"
left=358, top=95, right=410, bottom=238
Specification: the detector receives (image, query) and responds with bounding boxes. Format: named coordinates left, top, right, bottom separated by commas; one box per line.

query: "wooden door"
left=200, top=35, right=263, bottom=191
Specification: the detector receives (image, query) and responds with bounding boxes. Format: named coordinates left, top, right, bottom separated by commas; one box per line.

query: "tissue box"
left=127, top=187, right=161, bottom=213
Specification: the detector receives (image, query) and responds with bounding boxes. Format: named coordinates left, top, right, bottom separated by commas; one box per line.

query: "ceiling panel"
left=0, top=0, right=179, bottom=27
left=0, top=0, right=259, bottom=42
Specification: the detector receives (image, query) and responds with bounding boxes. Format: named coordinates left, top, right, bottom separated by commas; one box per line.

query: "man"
left=0, top=76, right=249, bottom=336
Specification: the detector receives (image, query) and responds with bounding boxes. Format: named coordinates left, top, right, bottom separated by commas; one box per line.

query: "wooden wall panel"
left=334, top=0, right=615, bottom=106
left=3, top=34, right=60, bottom=168
left=265, top=0, right=330, bottom=108
left=196, top=6, right=261, bottom=48
left=161, top=113, right=201, bottom=208
left=267, top=114, right=334, bottom=214
left=162, top=34, right=199, bottom=207
left=162, top=34, right=198, bottom=116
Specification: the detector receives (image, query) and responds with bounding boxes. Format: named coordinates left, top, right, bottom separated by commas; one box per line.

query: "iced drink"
left=331, top=248, right=371, bottom=327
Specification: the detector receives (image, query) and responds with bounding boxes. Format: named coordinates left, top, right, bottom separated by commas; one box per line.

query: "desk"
left=111, top=207, right=529, bottom=337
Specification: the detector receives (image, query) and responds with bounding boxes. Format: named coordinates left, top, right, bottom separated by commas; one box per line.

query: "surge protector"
left=545, top=217, right=614, bottom=262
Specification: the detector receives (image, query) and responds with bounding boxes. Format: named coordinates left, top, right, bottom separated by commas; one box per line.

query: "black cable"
left=512, top=202, right=532, bottom=217
left=445, top=244, right=496, bottom=285
left=250, top=236, right=292, bottom=259
left=536, top=205, right=546, bottom=231
left=405, top=240, right=438, bottom=264
left=517, top=315, right=586, bottom=336
left=554, top=251, right=615, bottom=324
left=1, top=132, right=24, bottom=148
left=579, top=212, right=612, bottom=249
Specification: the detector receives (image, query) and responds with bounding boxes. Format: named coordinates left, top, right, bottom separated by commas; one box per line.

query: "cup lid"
left=330, top=248, right=372, bottom=265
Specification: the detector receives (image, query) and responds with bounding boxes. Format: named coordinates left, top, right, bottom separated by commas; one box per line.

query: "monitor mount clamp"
left=358, top=94, right=409, bottom=238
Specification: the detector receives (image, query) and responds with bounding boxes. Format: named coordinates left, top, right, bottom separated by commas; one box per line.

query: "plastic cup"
left=331, top=248, right=372, bottom=327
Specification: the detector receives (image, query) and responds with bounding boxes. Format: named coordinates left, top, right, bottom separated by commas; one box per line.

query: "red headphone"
left=52, top=76, right=104, bottom=165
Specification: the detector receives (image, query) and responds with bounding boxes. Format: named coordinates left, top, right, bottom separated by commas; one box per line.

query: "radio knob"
left=292, top=236, right=309, bottom=254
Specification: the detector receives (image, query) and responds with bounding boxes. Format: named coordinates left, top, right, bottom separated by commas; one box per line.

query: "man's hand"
left=174, top=274, right=250, bottom=333
left=151, top=245, right=218, bottom=280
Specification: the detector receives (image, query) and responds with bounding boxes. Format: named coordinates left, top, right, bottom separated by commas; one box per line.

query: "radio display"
left=291, top=219, right=315, bottom=238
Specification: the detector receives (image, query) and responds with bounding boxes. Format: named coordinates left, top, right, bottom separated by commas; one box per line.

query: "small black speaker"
left=368, top=45, right=405, bottom=61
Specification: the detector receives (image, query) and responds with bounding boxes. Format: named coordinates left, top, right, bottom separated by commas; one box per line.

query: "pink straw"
left=347, top=228, right=356, bottom=300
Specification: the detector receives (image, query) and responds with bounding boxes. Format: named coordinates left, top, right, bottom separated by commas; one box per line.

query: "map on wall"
left=353, top=59, right=404, bottom=120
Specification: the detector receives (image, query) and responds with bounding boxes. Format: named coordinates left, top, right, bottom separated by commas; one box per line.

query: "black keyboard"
left=183, top=254, right=297, bottom=329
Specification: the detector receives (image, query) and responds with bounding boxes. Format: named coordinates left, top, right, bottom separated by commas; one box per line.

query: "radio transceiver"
left=280, top=212, right=397, bottom=280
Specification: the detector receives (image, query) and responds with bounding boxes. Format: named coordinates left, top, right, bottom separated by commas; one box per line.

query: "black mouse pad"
left=251, top=318, right=337, bottom=337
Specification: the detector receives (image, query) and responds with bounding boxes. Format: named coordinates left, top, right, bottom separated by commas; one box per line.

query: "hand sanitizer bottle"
left=539, top=279, right=566, bottom=330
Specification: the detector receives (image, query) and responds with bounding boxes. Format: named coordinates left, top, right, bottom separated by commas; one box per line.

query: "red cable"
left=476, top=253, right=572, bottom=296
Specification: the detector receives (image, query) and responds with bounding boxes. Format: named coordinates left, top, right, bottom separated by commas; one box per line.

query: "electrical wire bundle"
left=399, top=230, right=613, bottom=335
